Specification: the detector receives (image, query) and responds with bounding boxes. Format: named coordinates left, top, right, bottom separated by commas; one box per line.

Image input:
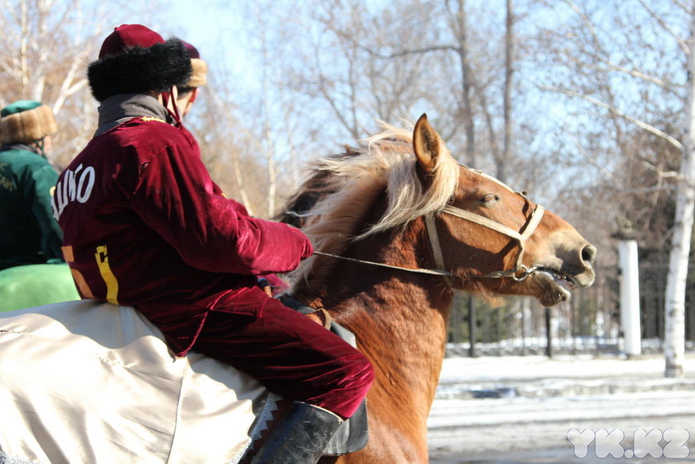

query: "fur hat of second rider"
left=87, top=24, right=192, bottom=102
left=0, top=100, right=57, bottom=145
left=181, top=41, right=207, bottom=89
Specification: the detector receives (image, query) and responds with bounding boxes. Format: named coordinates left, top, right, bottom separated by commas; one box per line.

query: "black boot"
left=249, top=401, right=344, bottom=464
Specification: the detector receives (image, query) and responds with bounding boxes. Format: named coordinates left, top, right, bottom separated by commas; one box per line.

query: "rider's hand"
left=257, top=277, right=273, bottom=297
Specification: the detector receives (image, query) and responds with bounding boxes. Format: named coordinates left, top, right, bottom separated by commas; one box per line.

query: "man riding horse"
left=52, top=24, right=373, bottom=464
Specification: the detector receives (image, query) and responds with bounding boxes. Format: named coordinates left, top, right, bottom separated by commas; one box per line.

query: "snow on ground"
left=436, top=354, right=695, bottom=384
left=428, top=354, right=695, bottom=464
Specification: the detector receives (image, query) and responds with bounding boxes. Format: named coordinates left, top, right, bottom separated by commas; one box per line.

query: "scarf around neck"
left=95, top=94, right=172, bottom=137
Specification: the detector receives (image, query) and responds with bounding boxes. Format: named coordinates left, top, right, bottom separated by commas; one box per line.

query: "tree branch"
left=319, top=19, right=460, bottom=59
left=638, top=0, right=689, bottom=54
left=540, top=85, right=683, bottom=150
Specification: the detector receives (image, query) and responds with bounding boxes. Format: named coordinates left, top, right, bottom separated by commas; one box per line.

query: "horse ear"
left=413, top=113, right=441, bottom=174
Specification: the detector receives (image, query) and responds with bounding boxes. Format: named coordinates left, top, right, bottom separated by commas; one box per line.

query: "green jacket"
left=0, top=143, right=63, bottom=270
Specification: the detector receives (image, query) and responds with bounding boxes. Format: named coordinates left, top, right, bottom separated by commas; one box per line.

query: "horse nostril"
left=582, top=244, right=597, bottom=264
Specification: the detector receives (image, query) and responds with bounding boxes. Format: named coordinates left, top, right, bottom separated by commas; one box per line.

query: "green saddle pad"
left=0, top=264, right=80, bottom=312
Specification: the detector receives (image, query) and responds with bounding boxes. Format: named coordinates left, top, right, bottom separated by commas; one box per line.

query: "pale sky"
left=105, top=1, right=255, bottom=90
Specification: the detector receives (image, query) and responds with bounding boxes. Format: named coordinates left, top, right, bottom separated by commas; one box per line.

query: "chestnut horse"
left=279, top=114, right=596, bottom=463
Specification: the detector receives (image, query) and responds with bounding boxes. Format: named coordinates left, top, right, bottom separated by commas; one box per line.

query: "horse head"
left=412, top=113, right=596, bottom=307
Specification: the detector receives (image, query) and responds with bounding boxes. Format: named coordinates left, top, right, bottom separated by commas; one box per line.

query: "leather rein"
left=311, top=169, right=545, bottom=286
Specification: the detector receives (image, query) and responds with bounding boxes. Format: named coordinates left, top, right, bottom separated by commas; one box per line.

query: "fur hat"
left=0, top=100, right=58, bottom=144
left=182, top=41, right=207, bottom=88
left=88, top=24, right=193, bottom=102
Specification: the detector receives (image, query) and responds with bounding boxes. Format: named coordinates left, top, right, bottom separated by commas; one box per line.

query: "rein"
left=312, top=197, right=545, bottom=285
left=311, top=251, right=453, bottom=277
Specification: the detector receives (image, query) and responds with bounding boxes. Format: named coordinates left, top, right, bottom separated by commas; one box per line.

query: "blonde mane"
left=286, top=121, right=459, bottom=287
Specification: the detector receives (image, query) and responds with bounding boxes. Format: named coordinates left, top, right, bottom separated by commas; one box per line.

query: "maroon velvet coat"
left=54, top=112, right=312, bottom=355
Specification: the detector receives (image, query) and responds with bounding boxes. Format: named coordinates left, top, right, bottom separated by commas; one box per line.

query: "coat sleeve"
left=129, top=143, right=313, bottom=275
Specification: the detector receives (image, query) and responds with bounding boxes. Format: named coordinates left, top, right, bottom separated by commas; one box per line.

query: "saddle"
left=0, top=299, right=368, bottom=464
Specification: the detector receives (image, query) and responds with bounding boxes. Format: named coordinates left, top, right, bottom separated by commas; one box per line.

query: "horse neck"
left=292, top=221, right=454, bottom=428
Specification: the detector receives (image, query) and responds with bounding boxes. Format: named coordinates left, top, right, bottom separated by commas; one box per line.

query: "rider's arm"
left=130, top=142, right=313, bottom=275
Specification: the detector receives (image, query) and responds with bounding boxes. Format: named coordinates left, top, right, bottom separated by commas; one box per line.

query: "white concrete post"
left=618, top=239, right=641, bottom=357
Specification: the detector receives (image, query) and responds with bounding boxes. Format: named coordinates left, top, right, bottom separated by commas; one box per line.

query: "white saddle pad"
left=0, top=300, right=275, bottom=464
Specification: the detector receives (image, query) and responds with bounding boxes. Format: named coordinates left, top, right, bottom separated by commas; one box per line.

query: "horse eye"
left=481, top=194, right=499, bottom=204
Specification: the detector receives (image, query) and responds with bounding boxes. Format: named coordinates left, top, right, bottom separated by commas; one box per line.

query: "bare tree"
left=502, top=0, right=515, bottom=183
left=182, top=0, right=330, bottom=218
left=192, top=85, right=258, bottom=216
left=285, top=0, right=536, bottom=182
left=534, top=0, right=691, bottom=377
left=0, top=0, right=164, bottom=169
left=665, top=4, right=695, bottom=378
left=444, top=0, right=478, bottom=165
left=257, top=16, right=278, bottom=218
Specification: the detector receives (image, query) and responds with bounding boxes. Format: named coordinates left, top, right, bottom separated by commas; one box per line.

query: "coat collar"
left=95, top=93, right=173, bottom=137
left=0, top=142, right=39, bottom=155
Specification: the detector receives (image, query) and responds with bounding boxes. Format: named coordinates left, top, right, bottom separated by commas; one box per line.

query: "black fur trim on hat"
left=88, top=39, right=193, bottom=102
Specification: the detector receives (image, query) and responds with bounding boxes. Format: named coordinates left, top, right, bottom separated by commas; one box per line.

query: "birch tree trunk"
left=664, top=7, right=695, bottom=378
left=261, top=49, right=277, bottom=218
left=501, top=0, right=514, bottom=184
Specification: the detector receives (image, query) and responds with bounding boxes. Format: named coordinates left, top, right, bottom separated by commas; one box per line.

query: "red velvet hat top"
left=181, top=41, right=200, bottom=59
left=99, top=24, right=165, bottom=59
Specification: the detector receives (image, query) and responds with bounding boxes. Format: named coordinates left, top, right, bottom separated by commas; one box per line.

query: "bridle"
left=424, top=199, right=545, bottom=286
left=310, top=168, right=546, bottom=287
